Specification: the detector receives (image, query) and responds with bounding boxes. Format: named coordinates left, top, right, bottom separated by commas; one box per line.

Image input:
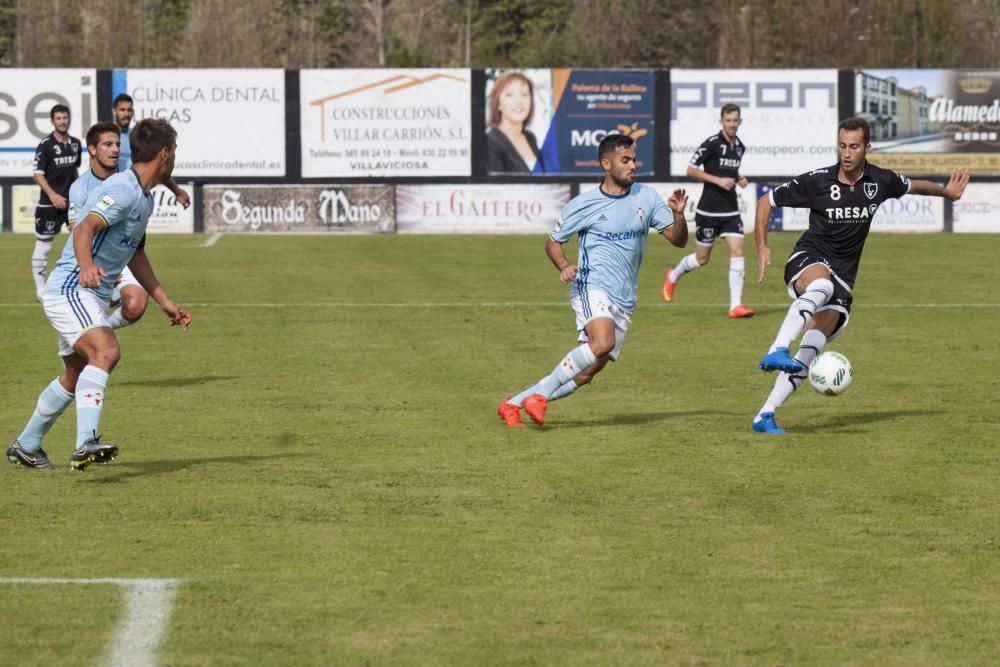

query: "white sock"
left=32, top=240, right=52, bottom=296
left=511, top=344, right=597, bottom=405
left=769, top=278, right=834, bottom=352
left=105, top=307, right=133, bottom=330
left=728, top=256, right=745, bottom=310
left=757, top=329, right=827, bottom=418
left=670, top=253, right=701, bottom=282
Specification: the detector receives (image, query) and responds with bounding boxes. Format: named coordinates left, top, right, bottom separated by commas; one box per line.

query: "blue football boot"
left=752, top=412, right=786, bottom=434
left=759, top=347, right=805, bottom=373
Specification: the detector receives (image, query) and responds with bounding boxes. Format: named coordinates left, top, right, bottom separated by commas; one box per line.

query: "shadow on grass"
left=553, top=410, right=743, bottom=428
left=115, top=375, right=239, bottom=388
left=785, top=409, right=947, bottom=435
left=80, top=453, right=288, bottom=483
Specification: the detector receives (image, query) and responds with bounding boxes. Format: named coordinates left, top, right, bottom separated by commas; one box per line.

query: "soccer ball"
left=808, top=351, right=853, bottom=396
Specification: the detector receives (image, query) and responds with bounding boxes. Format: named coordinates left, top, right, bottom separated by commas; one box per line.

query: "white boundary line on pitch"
left=1, top=301, right=999, bottom=309
left=0, top=577, right=179, bottom=667
left=198, top=233, right=223, bottom=247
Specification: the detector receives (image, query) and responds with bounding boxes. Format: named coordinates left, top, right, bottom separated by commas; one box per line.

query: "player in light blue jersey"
left=71, top=121, right=152, bottom=331
left=7, top=118, right=192, bottom=471
left=114, top=94, right=189, bottom=208
left=498, top=134, right=689, bottom=427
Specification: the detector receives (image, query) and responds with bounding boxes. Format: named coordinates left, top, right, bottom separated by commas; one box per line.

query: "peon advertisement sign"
left=203, top=185, right=395, bottom=233
left=855, top=69, right=1000, bottom=175
left=0, top=69, right=96, bottom=177
left=671, top=69, right=838, bottom=177
left=300, top=69, right=471, bottom=177
left=112, top=69, right=285, bottom=177
left=396, top=184, right=570, bottom=233
left=484, top=69, right=654, bottom=175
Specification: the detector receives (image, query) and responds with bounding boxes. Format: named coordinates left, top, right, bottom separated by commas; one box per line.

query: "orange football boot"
left=728, top=305, right=755, bottom=318
left=522, top=393, right=549, bottom=425
left=662, top=270, right=677, bottom=302
left=497, top=395, right=525, bottom=428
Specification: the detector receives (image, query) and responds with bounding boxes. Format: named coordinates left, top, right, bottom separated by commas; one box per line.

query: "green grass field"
left=1, top=231, right=998, bottom=666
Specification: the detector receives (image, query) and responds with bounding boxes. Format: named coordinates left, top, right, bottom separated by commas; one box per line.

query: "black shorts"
left=694, top=213, right=743, bottom=245
left=35, top=206, right=69, bottom=237
left=784, top=250, right=854, bottom=337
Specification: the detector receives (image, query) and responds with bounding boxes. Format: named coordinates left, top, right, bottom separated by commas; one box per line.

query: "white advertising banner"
left=112, top=69, right=285, bottom=177
left=147, top=184, right=194, bottom=234
left=953, top=183, right=1000, bottom=233
left=0, top=69, right=96, bottom=177
left=396, top=184, right=569, bottom=233
left=671, top=69, right=839, bottom=177
left=300, top=69, right=471, bottom=177
left=870, top=195, right=944, bottom=232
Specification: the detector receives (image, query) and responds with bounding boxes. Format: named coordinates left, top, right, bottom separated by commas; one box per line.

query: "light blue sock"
left=75, top=365, right=109, bottom=447
left=550, top=380, right=579, bottom=402
left=510, top=344, right=597, bottom=405
left=18, top=379, right=75, bottom=451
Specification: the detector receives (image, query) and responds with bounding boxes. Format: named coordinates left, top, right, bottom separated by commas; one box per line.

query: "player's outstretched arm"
left=754, top=193, right=773, bottom=283
left=545, top=237, right=577, bottom=284
left=661, top=188, right=689, bottom=248
left=129, top=248, right=192, bottom=332
left=909, top=169, right=970, bottom=200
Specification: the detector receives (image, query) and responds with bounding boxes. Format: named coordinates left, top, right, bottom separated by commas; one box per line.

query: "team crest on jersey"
left=864, top=182, right=878, bottom=199
left=96, top=195, right=116, bottom=211
left=636, top=206, right=645, bottom=223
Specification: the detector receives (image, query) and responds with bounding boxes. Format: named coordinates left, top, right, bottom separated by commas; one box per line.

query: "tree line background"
left=0, top=0, right=997, bottom=70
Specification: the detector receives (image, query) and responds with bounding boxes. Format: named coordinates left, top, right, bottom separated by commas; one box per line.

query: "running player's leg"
left=760, top=262, right=834, bottom=372
left=31, top=215, right=62, bottom=301
left=753, top=310, right=843, bottom=434
left=664, top=218, right=713, bottom=302
left=723, top=231, right=753, bottom=318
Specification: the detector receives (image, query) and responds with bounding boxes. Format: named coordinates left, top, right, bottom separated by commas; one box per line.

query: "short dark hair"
left=838, top=116, right=871, bottom=144
left=130, top=118, right=177, bottom=163
left=85, top=122, right=120, bottom=149
left=50, top=104, right=70, bottom=120
left=721, top=103, right=741, bottom=117
left=598, top=133, right=634, bottom=162
left=113, top=93, right=134, bottom=107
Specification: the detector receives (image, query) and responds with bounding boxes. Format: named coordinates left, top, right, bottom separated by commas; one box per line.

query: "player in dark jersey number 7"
left=751, top=116, right=970, bottom=434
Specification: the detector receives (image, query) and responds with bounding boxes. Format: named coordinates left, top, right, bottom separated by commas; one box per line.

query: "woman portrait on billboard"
left=487, top=71, right=546, bottom=174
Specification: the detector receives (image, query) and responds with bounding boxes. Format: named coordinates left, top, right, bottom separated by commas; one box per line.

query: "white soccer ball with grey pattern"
left=809, top=351, right=854, bottom=396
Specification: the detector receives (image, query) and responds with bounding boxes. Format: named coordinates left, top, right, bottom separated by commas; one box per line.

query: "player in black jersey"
left=663, top=103, right=755, bottom=318
left=751, top=116, right=969, bottom=434
left=31, top=104, right=81, bottom=301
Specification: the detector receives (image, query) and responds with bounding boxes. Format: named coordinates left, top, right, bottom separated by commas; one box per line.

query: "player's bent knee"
left=121, top=290, right=149, bottom=322
left=805, top=278, right=835, bottom=303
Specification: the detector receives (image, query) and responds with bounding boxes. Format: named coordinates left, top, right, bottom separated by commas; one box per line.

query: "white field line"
left=2, top=301, right=999, bottom=309
left=0, top=577, right=179, bottom=667
left=198, top=233, right=223, bottom=247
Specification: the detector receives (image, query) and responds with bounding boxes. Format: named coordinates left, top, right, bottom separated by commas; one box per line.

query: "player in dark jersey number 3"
left=31, top=104, right=81, bottom=301
left=751, top=116, right=970, bottom=435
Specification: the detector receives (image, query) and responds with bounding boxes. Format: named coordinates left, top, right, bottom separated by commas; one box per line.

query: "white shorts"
left=117, top=266, right=142, bottom=290
left=571, top=289, right=631, bottom=361
left=43, top=292, right=111, bottom=357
